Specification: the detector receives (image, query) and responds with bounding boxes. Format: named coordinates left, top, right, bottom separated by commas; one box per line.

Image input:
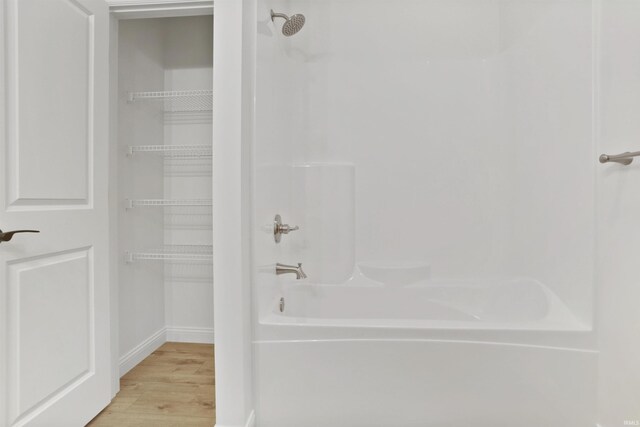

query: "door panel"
left=8, top=249, right=93, bottom=421
left=6, top=0, right=95, bottom=208
left=0, top=0, right=110, bottom=426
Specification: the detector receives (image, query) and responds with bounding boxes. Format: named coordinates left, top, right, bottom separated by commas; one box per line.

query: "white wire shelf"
left=127, top=90, right=213, bottom=112
left=126, top=245, right=213, bottom=263
left=126, top=199, right=212, bottom=209
left=127, top=145, right=212, bottom=159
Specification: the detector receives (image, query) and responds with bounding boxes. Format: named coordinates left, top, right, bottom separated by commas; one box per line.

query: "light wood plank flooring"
left=88, top=342, right=215, bottom=427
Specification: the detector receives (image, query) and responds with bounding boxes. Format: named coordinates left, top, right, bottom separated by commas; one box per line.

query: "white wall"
left=118, top=19, right=167, bottom=360
left=598, top=1, right=640, bottom=425
left=501, top=1, right=594, bottom=324
left=162, top=16, right=214, bottom=342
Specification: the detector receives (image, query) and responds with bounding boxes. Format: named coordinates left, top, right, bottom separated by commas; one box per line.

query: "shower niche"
left=115, top=15, right=213, bottom=373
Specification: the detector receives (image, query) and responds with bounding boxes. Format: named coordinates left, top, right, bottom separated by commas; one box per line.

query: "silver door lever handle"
left=0, top=229, right=40, bottom=243
left=599, top=151, right=640, bottom=165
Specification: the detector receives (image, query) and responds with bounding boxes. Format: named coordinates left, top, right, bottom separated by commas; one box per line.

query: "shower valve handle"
left=274, top=214, right=300, bottom=243
left=279, top=224, right=299, bottom=234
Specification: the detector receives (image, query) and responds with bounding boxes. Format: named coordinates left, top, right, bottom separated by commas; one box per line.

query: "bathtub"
left=262, top=277, right=589, bottom=331
left=255, top=277, right=597, bottom=427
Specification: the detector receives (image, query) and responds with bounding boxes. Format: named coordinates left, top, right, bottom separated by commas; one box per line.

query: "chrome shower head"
left=271, top=9, right=305, bottom=36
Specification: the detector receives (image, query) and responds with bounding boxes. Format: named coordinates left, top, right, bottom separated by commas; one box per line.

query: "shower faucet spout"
left=276, top=263, right=307, bottom=280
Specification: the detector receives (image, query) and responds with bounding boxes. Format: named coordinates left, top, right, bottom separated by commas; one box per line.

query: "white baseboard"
left=166, top=326, right=215, bottom=344
left=118, top=326, right=214, bottom=377
left=118, top=327, right=166, bottom=377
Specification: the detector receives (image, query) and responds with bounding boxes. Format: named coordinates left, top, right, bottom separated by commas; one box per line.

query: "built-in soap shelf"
left=126, top=199, right=212, bottom=209
left=127, top=144, right=212, bottom=159
left=126, top=245, right=213, bottom=263
left=127, top=89, right=213, bottom=112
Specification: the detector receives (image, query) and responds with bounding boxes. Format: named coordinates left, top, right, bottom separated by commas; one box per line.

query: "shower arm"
left=599, top=151, right=640, bottom=165
left=271, top=10, right=290, bottom=21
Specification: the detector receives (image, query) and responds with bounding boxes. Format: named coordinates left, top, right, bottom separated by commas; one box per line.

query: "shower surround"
left=223, top=0, right=639, bottom=425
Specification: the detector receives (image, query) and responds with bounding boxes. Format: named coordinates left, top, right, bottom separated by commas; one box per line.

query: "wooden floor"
left=88, top=342, right=215, bottom=427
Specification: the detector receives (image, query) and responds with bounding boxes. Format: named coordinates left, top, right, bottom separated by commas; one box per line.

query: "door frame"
left=107, top=4, right=256, bottom=427
left=105, top=0, right=214, bottom=398
left=211, top=1, right=257, bottom=426
left=106, top=3, right=255, bottom=426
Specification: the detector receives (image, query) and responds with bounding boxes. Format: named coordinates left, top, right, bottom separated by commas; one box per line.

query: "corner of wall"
left=118, top=328, right=167, bottom=377
left=212, top=0, right=256, bottom=424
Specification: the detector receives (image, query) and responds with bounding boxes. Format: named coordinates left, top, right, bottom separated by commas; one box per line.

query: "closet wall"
left=117, top=16, right=214, bottom=369
left=118, top=18, right=166, bottom=362
left=162, top=17, right=213, bottom=342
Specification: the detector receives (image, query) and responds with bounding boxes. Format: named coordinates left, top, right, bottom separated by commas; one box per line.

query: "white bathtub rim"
left=253, top=337, right=598, bottom=354
left=266, top=277, right=590, bottom=332
left=261, top=312, right=591, bottom=332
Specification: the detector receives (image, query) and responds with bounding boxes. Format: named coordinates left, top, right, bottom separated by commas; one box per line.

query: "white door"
left=0, top=0, right=110, bottom=426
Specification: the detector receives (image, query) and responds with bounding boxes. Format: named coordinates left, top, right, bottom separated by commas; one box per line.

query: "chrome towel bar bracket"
left=599, top=151, right=640, bottom=165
